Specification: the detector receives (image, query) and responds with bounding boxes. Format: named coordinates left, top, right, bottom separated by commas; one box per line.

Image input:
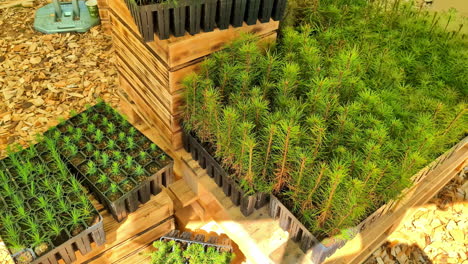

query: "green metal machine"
left=34, top=0, right=100, bottom=34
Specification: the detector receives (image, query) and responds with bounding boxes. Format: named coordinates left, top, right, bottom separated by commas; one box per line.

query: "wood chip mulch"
left=0, top=1, right=119, bottom=158
left=365, top=168, right=468, bottom=264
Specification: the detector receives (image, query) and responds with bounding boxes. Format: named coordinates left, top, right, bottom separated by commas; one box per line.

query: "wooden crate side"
left=119, top=75, right=173, bottom=144
left=110, top=13, right=170, bottom=86
left=324, top=139, right=468, bottom=264
left=85, top=218, right=175, bottom=263
left=108, top=0, right=170, bottom=62
left=75, top=190, right=174, bottom=263
left=167, top=21, right=279, bottom=68
left=116, top=56, right=173, bottom=125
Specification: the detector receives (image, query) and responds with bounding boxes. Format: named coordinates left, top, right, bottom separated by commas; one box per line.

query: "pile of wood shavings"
left=365, top=168, right=468, bottom=264
left=0, top=1, right=119, bottom=158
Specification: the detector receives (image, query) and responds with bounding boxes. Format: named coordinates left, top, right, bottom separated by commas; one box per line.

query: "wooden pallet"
left=177, top=138, right=468, bottom=264
left=107, top=0, right=279, bottom=152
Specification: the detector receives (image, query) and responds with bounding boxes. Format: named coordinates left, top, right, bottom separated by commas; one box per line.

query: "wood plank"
left=115, top=53, right=172, bottom=123
left=108, top=0, right=169, bottom=63
left=167, top=21, right=279, bottom=68
left=76, top=190, right=174, bottom=263
left=110, top=12, right=170, bottom=85
left=85, top=218, right=175, bottom=263
left=169, top=179, right=198, bottom=207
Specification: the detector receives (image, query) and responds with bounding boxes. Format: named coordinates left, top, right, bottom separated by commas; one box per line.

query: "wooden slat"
left=169, top=179, right=198, bottom=207
left=76, top=190, right=174, bottom=263
left=85, top=218, right=174, bottom=263
left=166, top=21, right=279, bottom=68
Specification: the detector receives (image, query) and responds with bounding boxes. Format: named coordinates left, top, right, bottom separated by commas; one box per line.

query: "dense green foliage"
left=0, top=139, right=97, bottom=259
left=182, top=0, right=467, bottom=238
left=151, top=240, right=234, bottom=264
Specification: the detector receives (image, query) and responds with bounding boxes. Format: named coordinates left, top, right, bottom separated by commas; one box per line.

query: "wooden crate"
left=177, top=137, right=468, bottom=264
left=107, top=0, right=279, bottom=153
left=97, top=0, right=111, bottom=34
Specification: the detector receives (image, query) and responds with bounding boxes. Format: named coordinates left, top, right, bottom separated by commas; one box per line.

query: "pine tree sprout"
left=125, top=155, right=133, bottom=169
left=109, top=182, right=119, bottom=193
left=80, top=112, right=89, bottom=124
left=111, top=162, right=120, bottom=175
left=127, top=137, right=136, bottom=150
left=94, top=129, right=104, bottom=143
left=97, top=174, right=109, bottom=184
left=101, top=153, right=110, bottom=167
left=87, top=123, right=96, bottom=134
left=93, top=150, right=101, bottom=160
left=87, top=160, right=98, bottom=175
left=85, top=142, right=93, bottom=153
left=139, top=151, right=147, bottom=160
left=107, top=123, right=116, bottom=134
left=128, top=127, right=137, bottom=136
left=108, top=140, right=117, bottom=150
left=102, top=117, right=109, bottom=126
left=150, top=143, right=160, bottom=152
left=118, top=132, right=126, bottom=142
left=134, top=165, right=145, bottom=176
left=113, top=150, right=122, bottom=160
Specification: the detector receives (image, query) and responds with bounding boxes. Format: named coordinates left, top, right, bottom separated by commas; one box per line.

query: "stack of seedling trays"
left=0, top=140, right=105, bottom=264
left=46, top=102, right=175, bottom=222
left=124, top=0, right=287, bottom=41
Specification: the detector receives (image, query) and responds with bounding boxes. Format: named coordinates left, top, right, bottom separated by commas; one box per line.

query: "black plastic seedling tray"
left=124, top=0, right=288, bottom=42
left=183, top=131, right=268, bottom=216
left=0, top=143, right=106, bottom=264
left=161, top=230, right=233, bottom=252
left=51, top=102, right=175, bottom=222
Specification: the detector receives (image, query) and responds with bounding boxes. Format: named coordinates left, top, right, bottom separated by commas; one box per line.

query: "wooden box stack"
left=107, top=0, right=279, bottom=153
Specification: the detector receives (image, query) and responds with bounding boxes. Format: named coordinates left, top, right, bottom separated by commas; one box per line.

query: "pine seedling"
left=1, top=181, right=15, bottom=197
left=70, top=109, right=78, bottom=117
left=85, top=142, right=94, bottom=153
left=87, top=123, right=96, bottom=134
left=133, top=164, right=145, bottom=177
left=35, top=196, right=49, bottom=209
left=72, top=128, right=83, bottom=142
left=17, top=204, right=28, bottom=219
left=68, top=177, right=83, bottom=193
left=107, top=123, right=116, bottom=134
left=80, top=112, right=89, bottom=125
left=128, top=127, right=137, bottom=137
left=43, top=208, right=56, bottom=223
left=124, top=155, right=133, bottom=169
left=94, top=129, right=104, bottom=143
left=52, top=130, right=61, bottom=141
left=271, top=119, right=301, bottom=194
left=113, top=150, right=122, bottom=160
left=118, top=132, right=126, bottom=142
left=139, top=151, right=147, bottom=160
left=109, top=182, right=119, bottom=194
left=93, top=150, right=101, bottom=161
left=58, top=198, right=71, bottom=213
left=102, top=117, right=109, bottom=127
left=318, top=159, right=349, bottom=227
left=91, top=113, right=99, bottom=122
left=47, top=221, right=63, bottom=238
left=101, top=153, right=110, bottom=167
left=67, top=208, right=83, bottom=228
left=86, top=160, right=98, bottom=175
left=127, top=137, right=136, bottom=150
left=52, top=184, right=64, bottom=200
left=97, top=174, right=109, bottom=185
left=108, top=140, right=117, bottom=150
left=149, top=143, right=160, bottom=153
left=111, top=162, right=120, bottom=175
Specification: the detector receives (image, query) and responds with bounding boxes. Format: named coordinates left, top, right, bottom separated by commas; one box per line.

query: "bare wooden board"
left=75, top=190, right=175, bottom=263
left=169, top=179, right=198, bottom=207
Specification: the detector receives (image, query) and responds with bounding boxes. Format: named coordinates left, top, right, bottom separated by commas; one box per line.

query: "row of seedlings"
left=0, top=139, right=105, bottom=264
left=46, top=102, right=174, bottom=222
left=125, top=0, right=288, bottom=41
